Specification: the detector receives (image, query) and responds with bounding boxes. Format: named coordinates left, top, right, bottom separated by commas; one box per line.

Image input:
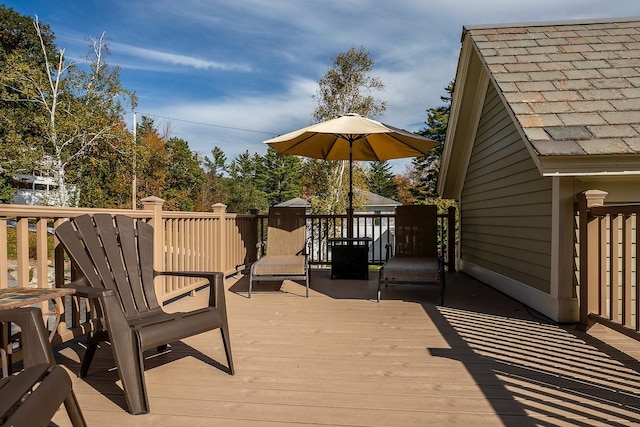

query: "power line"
left=136, top=112, right=277, bottom=136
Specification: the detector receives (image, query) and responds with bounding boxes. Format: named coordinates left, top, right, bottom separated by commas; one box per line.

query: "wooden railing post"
left=16, top=217, right=29, bottom=287
left=0, top=218, right=7, bottom=289
left=142, top=197, right=165, bottom=297
left=249, top=208, right=260, bottom=262
left=447, top=206, right=456, bottom=272
left=577, top=189, right=607, bottom=330
left=212, top=203, right=227, bottom=272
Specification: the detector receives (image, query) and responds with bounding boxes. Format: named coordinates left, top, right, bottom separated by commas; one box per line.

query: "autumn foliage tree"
left=164, top=137, right=207, bottom=211
left=133, top=117, right=166, bottom=202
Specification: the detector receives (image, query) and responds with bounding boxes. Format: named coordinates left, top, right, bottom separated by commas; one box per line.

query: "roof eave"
left=539, top=154, right=640, bottom=176
left=462, top=15, right=640, bottom=33
left=438, top=37, right=489, bottom=199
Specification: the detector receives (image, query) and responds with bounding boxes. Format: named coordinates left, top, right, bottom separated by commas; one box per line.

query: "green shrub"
left=6, top=227, right=55, bottom=260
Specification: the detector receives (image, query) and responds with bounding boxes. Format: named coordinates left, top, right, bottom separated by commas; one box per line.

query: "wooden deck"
left=51, top=269, right=640, bottom=426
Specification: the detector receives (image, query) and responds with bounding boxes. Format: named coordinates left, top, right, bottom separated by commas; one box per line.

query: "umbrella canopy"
left=265, top=113, right=439, bottom=237
left=265, top=113, right=439, bottom=161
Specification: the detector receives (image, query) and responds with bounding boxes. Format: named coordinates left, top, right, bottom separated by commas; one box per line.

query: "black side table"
left=329, top=237, right=371, bottom=280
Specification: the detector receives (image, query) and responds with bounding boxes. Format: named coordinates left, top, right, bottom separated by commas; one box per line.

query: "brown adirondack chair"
left=55, top=214, right=234, bottom=415
left=0, top=307, right=86, bottom=426
left=249, top=207, right=310, bottom=297
left=378, top=205, right=445, bottom=303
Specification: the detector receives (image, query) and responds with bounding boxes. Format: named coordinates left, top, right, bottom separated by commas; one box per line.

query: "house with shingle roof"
left=276, top=191, right=400, bottom=212
left=276, top=191, right=399, bottom=261
left=438, top=17, right=640, bottom=323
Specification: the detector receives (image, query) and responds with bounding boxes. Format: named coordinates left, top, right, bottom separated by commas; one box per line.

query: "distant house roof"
left=359, top=190, right=401, bottom=210
left=274, top=197, right=310, bottom=208
left=275, top=191, right=400, bottom=211
left=440, top=16, right=640, bottom=193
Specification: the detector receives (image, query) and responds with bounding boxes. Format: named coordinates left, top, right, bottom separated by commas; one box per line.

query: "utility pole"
left=132, top=111, right=137, bottom=209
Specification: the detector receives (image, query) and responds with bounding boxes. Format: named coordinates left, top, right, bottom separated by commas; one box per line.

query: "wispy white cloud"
left=140, top=76, right=319, bottom=159
left=111, top=42, right=252, bottom=72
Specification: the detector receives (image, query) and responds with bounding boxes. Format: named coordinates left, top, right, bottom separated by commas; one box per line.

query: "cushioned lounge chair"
left=378, top=205, right=445, bottom=303
left=55, top=214, right=234, bottom=415
left=249, top=207, right=310, bottom=297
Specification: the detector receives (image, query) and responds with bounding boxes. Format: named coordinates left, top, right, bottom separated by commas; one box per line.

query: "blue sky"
left=4, top=1, right=640, bottom=172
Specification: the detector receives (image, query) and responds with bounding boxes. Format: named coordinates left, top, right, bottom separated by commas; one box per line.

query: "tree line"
left=0, top=6, right=450, bottom=214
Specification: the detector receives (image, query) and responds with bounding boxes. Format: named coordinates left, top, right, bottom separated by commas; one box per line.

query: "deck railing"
left=257, top=206, right=457, bottom=271
left=0, top=197, right=258, bottom=345
left=577, top=190, right=640, bottom=340
left=1, top=199, right=456, bottom=347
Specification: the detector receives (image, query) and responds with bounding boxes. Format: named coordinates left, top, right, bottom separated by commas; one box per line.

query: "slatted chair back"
left=265, top=207, right=307, bottom=256
left=59, top=214, right=160, bottom=317
left=394, top=205, right=438, bottom=258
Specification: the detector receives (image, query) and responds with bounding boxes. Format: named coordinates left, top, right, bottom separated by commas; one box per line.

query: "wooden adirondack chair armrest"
left=62, top=279, right=116, bottom=299
left=155, top=270, right=226, bottom=309
left=62, top=280, right=129, bottom=340
left=155, top=270, right=221, bottom=279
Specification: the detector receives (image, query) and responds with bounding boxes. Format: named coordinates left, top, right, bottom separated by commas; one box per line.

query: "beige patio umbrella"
left=265, top=113, right=439, bottom=237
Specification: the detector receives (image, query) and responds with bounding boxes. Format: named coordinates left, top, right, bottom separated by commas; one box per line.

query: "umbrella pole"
left=347, top=140, right=354, bottom=239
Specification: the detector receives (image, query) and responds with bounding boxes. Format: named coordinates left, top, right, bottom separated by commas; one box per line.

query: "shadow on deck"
left=52, top=269, right=640, bottom=426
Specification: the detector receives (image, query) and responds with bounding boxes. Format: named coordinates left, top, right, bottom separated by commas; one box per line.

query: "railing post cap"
left=583, top=189, right=608, bottom=207
left=140, top=196, right=165, bottom=206
left=212, top=203, right=227, bottom=214
left=249, top=207, right=259, bottom=215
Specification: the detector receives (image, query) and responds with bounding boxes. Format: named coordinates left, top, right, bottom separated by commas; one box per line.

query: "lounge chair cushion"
left=251, top=255, right=306, bottom=276
left=248, top=207, right=309, bottom=297
left=379, top=256, right=440, bottom=283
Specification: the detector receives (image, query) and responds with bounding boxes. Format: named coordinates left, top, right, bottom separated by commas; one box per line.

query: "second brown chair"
left=249, top=207, right=310, bottom=297
left=378, top=205, right=445, bottom=304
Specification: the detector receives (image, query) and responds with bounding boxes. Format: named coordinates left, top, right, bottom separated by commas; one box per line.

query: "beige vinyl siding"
left=461, top=83, right=553, bottom=293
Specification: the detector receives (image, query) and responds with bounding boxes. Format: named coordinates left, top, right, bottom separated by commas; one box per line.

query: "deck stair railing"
left=577, top=190, right=640, bottom=341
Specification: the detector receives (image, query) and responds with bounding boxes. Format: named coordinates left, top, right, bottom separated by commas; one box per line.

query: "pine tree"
left=367, top=161, right=398, bottom=199
left=259, top=147, right=303, bottom=209
left=409, top=82, right=453, bottom=201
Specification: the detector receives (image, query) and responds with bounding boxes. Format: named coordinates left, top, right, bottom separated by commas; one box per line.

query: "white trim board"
left=460, top=259, right=579, bottom=323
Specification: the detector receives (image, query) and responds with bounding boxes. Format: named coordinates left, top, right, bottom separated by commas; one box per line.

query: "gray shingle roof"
left=359, top=190, right=400, bottom=208
left=465, top=17, right=640, bottom=156
left=276, top=191, right=400, bottom=210
left=274, top=197, right=310, bottom=208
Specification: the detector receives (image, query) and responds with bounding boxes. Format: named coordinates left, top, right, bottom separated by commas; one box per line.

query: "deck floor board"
left=51, top=270, right=640, bottom=426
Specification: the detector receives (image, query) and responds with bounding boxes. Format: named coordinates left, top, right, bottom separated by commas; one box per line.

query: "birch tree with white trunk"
left=307, top=45, right=386, bottom=216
